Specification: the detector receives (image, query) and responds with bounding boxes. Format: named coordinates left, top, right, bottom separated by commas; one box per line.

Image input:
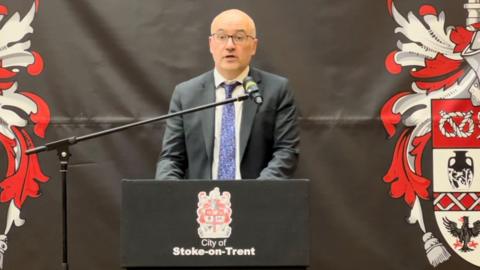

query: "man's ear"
left=209, top=36, right=214, bottom=54
left=251, top=39, right=258, bottom=56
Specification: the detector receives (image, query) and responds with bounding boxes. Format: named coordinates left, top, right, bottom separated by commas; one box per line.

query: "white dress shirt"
left=211, top=67, right=249, bottom=180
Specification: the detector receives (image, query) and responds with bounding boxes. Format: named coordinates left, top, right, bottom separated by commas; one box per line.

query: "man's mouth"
left=224, top=55, right=237, bottom=59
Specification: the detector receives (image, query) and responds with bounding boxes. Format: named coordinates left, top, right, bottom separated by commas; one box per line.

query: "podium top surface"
left=122, top=178, right=310, bottom=184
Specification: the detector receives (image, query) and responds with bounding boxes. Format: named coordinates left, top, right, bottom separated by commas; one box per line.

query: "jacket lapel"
left=201, top=72, right=216, bottom=163
left=239, top=68, right=261, bottom=161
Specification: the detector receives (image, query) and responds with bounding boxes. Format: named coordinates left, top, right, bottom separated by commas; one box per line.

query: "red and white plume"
left=0, top=1, right=50, bottom=268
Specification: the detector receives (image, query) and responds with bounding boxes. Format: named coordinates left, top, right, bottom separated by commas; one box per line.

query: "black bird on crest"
left=443, top=216, right=480, bottom=252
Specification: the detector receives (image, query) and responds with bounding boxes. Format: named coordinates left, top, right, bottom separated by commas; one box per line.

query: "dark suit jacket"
left=155, top=67, right=299, bottom=179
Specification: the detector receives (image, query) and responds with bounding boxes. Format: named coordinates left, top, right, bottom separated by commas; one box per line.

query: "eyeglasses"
left=210, top=32, right=256, bottom=44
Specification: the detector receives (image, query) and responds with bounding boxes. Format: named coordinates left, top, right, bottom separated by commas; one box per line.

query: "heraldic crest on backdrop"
left=0, top=0, right=50, bottom=268
left=382, top=0, right=480, bottom=267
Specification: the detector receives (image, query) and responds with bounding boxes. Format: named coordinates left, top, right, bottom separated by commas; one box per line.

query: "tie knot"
left=223, top=82, right=240, bottom=98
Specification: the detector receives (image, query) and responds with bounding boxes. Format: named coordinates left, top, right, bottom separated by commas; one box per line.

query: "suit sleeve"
left=155, top=87, right=187, bottom=179
left=258, top=79, right=300, bottom=179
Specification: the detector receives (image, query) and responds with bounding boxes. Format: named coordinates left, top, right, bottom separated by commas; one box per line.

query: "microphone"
left=243, top=76, right=263, bottom=104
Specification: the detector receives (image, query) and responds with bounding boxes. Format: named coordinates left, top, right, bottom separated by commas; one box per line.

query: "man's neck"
left=214, top=67, right=250, bottom=86
left=222, top=72, right=240, bottom=81
left=216, top=67, right=249, bottom=81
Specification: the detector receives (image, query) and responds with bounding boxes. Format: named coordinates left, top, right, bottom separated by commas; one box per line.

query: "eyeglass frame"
left=210, top=31, right=257, bottom=45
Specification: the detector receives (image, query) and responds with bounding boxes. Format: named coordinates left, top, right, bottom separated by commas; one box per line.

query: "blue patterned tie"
left=218, top=82, right=240, bottom=180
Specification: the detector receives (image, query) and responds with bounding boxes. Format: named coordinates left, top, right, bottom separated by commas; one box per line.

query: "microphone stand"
left=26, top=92, right=255, bottom=270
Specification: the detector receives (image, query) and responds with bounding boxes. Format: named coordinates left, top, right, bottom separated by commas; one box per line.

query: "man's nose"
left=225, top=37, right=236, bottom=48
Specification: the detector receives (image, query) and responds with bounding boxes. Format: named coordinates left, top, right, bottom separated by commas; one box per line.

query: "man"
left=155, top=9, right=299, bottom=180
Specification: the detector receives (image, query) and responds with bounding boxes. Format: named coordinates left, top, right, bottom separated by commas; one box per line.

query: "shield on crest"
left=432, top=99, right=480, bottom=267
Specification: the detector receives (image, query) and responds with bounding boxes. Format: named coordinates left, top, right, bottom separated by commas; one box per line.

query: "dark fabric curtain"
left=0, top=0, right=476, bottom=269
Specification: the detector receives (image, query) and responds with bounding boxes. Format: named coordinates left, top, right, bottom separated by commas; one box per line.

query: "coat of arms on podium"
left=196, top=187, right=232, bottom=239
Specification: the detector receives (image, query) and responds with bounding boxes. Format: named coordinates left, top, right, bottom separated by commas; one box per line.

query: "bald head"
left=209, top=9, right=258, bottom=80
left=211, top=9, right=256, bottom=37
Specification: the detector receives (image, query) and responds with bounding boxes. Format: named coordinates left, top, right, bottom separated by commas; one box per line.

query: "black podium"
left=121, top=179, right=310, bottom=270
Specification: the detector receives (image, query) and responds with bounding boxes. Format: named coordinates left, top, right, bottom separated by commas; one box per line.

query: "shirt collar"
left=213, top=66, right=250, bottom=88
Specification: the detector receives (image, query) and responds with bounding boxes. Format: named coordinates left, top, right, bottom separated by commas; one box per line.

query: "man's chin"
left=221, top=61, right=240, bottom=68
left=220, top=63, right=246, bottom=71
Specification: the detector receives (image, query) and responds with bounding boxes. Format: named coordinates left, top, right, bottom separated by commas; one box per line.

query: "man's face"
left=209, top=13, right=257, bottom=79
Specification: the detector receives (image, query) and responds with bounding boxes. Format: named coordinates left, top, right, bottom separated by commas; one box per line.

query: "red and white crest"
left=196, top=187, right=232, bottom=239
left=0, top=0, right=51, bottom=268
left=381, top=0, right=480, bottom=267
left=432, top=99, right=480, bottom=266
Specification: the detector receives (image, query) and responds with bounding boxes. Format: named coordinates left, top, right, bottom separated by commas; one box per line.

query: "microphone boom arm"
left=26, top=93, right=251, bottom=155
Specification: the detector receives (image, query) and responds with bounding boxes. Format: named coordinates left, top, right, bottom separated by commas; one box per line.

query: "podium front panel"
left=121, top=179, right=309, bottom=268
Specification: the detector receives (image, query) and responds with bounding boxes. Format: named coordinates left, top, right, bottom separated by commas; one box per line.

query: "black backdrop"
left=0, top=0, right=478, bottom=269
